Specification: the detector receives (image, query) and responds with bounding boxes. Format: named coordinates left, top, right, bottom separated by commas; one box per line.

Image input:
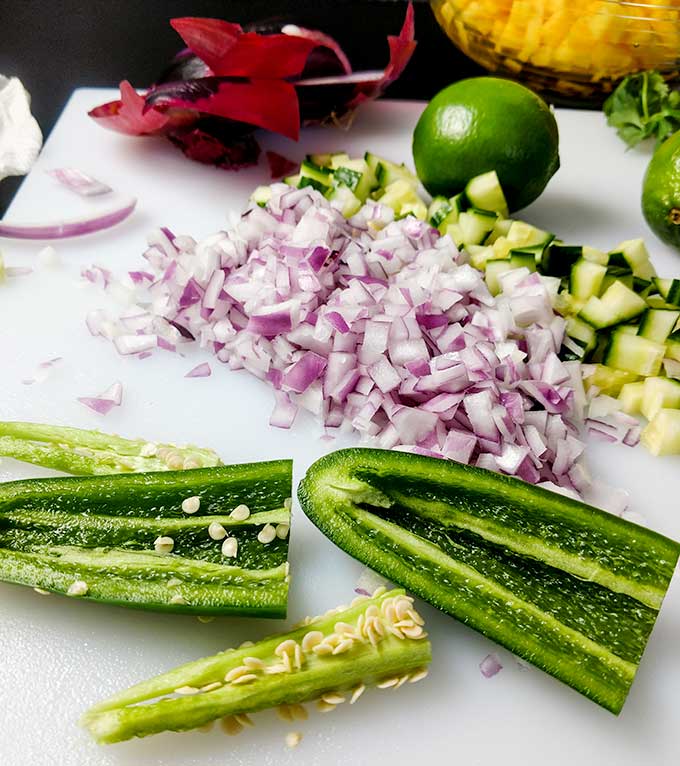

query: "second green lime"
left=642, top=130, right=680, bottom=251
left=412, top=77, right=560, bottom=212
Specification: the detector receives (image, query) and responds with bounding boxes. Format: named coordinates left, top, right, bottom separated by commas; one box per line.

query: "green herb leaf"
left=604, top=71, right=680, bottom=148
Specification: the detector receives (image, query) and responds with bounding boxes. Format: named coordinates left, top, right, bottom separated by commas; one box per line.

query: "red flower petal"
left=211, top=33, right=319, bottom=79
left=168, top=125, right=261, bottom=170
left=344, top=2, right=416, bottom=111
left=281, top=25, right=352, bottom=76
left=294, top=3, right=416, bottom=124
left=266, top=151, right=298, bottom=180
left=170, top=17, right=243, bottom=74
left=382, top=2, right=417, bottom=88
left=88, top=81, right=170, bottom=136
left=171, top=18, right=318, bottom=79
left=150, top=78, right=301, bottom=141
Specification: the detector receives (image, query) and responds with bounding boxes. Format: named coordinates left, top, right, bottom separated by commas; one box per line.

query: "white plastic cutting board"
left=1, top=90, right=679, bottom=766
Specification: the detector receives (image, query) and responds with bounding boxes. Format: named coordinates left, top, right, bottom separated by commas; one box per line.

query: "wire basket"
left=431, top=0, right=680, bottom=103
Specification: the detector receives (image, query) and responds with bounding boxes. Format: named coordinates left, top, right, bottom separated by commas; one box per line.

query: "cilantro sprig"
left=604, top=71, right=680, bottom=148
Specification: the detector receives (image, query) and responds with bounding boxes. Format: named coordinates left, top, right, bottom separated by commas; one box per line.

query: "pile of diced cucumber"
left=252, top=153, right=680, bottom=456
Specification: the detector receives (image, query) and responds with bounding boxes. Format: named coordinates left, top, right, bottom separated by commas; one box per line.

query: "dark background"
left=0, top=0, right=483, bottom=214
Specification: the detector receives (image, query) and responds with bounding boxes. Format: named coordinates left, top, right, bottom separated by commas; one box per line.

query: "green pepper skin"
left=0, top=421, right=222, bottom=474
left=0, top=462, right=292, bottom=617
left=82, top=589, right=431, bottom=744
left=298, top=448, right=680, bottom=714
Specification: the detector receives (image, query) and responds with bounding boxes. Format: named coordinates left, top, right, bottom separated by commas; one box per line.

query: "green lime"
left=412, top=77, right=560, bottom=212
left=642, top=131, right=680, bottom=250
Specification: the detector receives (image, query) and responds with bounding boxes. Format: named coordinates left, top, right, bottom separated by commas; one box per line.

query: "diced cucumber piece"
left=618, top=381, right=645, bottom=415
left=469, top=245, right=497, bottom=270
left=653, top=278, right=680, bottom=306
left=637, top=308, right=680, bottom=343
left=443, top=222, right=465, bottom=249
left=542, top=244, right=582, bottom=276
left=378, top=179, right=420, bottom=216
left=484, top=257, right=533, bottom=293
left=428, top=196, right=452, bottom=227
left=600, top=266, right=634, bottom=295
left=611, top=239, right=656, bottom=280
left=566, top=316, right=597, bottom=354
left=616, top=323, right=640, bottom=335
left=641, top=408, right=680, bottom=455
left=364, top=151, right=382, bottom=175
left=640, top=376, right=680, bottom=420
left=666, top=330, right=680, bottom=361
left=375, top=158, right=419, bottom=189
left=579, top=280, right=647, bottom=329
left=450, top=192, right=467, bottom=214
left=284, top=174, right=301, bottom=186
left=484, top=217, right=513, bottom=244
left=436, top=192, right=468, bottom=231
left=583, top=364, right=639, bottom=396
left=250, top=186, right=272, bottom=207
left=554, top=291, right=584, bottom=317
left=400, top=200, right=428, bottom=220
left=510, top=244, right=549, bottom=263
left=509, top=252, right=536, bottom=271
left=465, top=170, right=509, bottom=217
left=582, top=245, right=609, bottom=265
left=646, top=295, right=680, bottom=310
left=485, top=259, right=513, bottom=295
left=328, top=153, right=351, bottom=169
left=506, top=220, right=553, bottom=248
left=458, top=208, right=498, bottom=247
left=603, top=331, right=665, bottom=376
left=308, top=152, right=336, bottom=168
left=325, top=184, right=361, bottom=217
left=332, top=158, right=378, bottom=201
left=332, top=166, right=362, bottom=192
left=633, top=277, right=653, bottom=296
left=488, top=222, right=550, bottom=259
left=298, top=160, right=332, bottom=192
left=569, top=258, right=607, bottom=301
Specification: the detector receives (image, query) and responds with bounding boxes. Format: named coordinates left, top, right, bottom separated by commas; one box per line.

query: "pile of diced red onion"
left=86, top=184, right=637, bottom=512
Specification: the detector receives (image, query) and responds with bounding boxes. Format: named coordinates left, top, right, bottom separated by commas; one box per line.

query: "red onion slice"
left=0, top=197, right=137, bottom=240
left=47, top=168, right=112, bottom=197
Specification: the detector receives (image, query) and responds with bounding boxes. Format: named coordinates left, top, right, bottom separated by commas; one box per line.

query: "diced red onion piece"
left=113, top=334, right=157, bottom=355
left=270, top=390, right=298, bottom=428
left=354, top=567, right=389, bottom=596
left=77, top=396, right=119, bottom=415
left=186, top=362, right=211, bottom=378
left=48, top=168, right=112, bottom=197
left=99, top=380, right=123, bottom=405
left=480, top=653, right=503, bottom=678
left=77, top=379, right=123, bottom=415
left=21, top=356, right=63, bottom=385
